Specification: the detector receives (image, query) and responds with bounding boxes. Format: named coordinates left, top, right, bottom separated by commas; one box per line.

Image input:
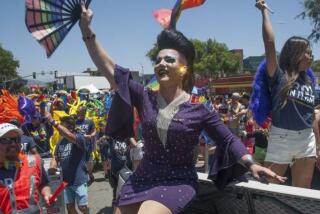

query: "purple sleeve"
left=105, top=65, right=144, bottom=140
left=202, top=107, right=248, bottom=190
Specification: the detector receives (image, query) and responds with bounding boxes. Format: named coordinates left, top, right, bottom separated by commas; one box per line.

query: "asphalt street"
left=88, top=171, right=114, bottom=214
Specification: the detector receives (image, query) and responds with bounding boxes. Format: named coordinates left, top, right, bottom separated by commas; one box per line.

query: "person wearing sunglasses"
left=79, top=3, right=286, bottom=214
left=0, top=123, right=52, bottom=213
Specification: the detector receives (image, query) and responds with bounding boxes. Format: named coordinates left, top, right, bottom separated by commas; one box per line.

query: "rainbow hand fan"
left=153, top=0, right=206, bottom=29
left=25, top=0, right=93, bottom=57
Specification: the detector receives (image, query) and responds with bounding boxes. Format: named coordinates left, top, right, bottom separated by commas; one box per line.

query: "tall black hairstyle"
left=157, top=29, right=196, bottom=93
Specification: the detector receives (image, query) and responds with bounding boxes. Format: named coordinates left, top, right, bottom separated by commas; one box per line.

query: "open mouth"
left=157, top=69, right=169, bottom=77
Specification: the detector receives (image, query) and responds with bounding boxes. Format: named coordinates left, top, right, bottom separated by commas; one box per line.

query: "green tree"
left=312, top=59, right=320, bottom=72
left=146, top=38, right=241, bottom=78
left=0, top=45, right=20, bottom=83
left=297, top=0, right=320, bottom=42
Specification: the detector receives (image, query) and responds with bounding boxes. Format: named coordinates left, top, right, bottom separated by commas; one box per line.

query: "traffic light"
left=54, top=70, right=58, bottom=78
left=52, top=81, right=57, bottom=90
left=32, top=72, right=36, bottom=79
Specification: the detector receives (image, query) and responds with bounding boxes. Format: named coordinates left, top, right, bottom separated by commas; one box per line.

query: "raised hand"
left=255, top=0, right=274, bottom=13
left=79, top=1, right=93, bottom=31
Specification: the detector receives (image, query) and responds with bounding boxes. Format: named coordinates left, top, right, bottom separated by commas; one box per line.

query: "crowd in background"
left=1, top=87, right=319, bottom=212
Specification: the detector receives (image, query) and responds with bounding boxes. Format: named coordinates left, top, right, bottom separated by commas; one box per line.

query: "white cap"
left=231, top=92, right=240, bottom=99
left=0, top=123, right=23, bottom=138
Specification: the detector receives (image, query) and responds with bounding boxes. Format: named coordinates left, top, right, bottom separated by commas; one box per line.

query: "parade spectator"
left=9, top=119, right=38, bottom=155
left=47, top=114, right=90, bottom=214
left=238, top=93, right=251, bottom=134
left=52, top=97, right=65, bottom=111
left=240, top=110, right=255, bottom=155
left=108, top=137, right=133, bottom=206
left=96, top=121, right=111, bottom=180
left=131, top=108, right=144, bottom=171
left=241, top=127, right=269, bottom=164
left=79, top=3, right=285, bottom=214
left=22, top=111, right=53, bottom=158
left=218, top=96, right=229, bottom=124
left=213, top=95, right=223, bottom=113
left=256, top=0, right=316, bottom=188
left=0, top=123, right=52, bottom=213
left=75, top=106, right=96, bottom=185
left=227, top=92, right=242, bottom=136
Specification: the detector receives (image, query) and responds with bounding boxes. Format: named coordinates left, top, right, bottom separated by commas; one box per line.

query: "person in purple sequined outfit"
left=79, top=3, right=286, bottom=214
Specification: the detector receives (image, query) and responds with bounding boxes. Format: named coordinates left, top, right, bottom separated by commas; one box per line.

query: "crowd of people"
left=0, top=0, right=319, bottom=213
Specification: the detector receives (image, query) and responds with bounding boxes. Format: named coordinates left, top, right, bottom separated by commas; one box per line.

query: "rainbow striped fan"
left=25, top=0, right=92, bottom=57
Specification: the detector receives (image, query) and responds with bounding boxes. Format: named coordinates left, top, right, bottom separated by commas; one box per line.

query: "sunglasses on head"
left=155, top=56, right=176, bottom=65
left=0, top=137, right=20, bottom=145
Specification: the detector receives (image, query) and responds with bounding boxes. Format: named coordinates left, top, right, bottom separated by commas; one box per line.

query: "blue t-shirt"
left=22, top=122, right=53, bottom=157
left=21, top=135, right=37, bottom=154
left=75, top=119, right=95, bottom=153
left=269, top=67, right=316, bottom=130
left=75, top=119, right=95, bottom=135
left=55, top=134, right=88, bottom=186
left=110, top=139, right=131, bottom=172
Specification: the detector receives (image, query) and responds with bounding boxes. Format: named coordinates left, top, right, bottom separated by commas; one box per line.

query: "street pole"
left=140, top=64, right=144, bottom=85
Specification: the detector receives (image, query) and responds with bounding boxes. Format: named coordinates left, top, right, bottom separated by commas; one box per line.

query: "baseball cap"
left=231, top=92, right=240, bottom=99
left=0, top=123, right=23, bottom=138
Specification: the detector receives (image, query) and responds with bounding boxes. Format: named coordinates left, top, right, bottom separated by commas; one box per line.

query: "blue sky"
left=0, top=0, right=319, bottom=82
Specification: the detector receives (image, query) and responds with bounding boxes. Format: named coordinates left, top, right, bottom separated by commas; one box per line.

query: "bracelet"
left=50, top=120, right=59, bottom=128
left=82, top=33, right=95, bottom=42
left=243, top=155, right=256, bottom=169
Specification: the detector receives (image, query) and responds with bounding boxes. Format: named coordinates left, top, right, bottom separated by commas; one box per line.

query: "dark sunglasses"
left=155, top=56, right=176, bottom=65
left=0, top=137, right=20, bottom=145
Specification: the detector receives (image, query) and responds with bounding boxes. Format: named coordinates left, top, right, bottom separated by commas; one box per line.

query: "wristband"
left=82, top=33, right=95, bottom=42
left=50, top=120, right=59, bottom=128
left=243, top=155, right=256, bottom=169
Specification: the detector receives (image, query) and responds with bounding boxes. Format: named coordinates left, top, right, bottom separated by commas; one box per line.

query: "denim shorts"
left=64, top=183, right=88, bottom=206
left=265, top=125, right=316, bottom=164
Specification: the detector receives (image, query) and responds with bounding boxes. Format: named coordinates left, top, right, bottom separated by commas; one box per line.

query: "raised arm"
left=256, top=0, right=277, bottom=77
left=44, top=111, right=76, bottom=143
left=79, top=3, right=117, bottom=89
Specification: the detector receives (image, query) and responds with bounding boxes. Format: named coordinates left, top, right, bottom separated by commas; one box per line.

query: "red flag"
left=153, top=0, right=206, bottom=29
left=181, top=0, right=206, bottom=10
left=48, top=182, right=68, bottom=205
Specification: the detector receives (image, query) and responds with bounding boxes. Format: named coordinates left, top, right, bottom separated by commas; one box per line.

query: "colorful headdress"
left=0, top=90, right=25, bottom=125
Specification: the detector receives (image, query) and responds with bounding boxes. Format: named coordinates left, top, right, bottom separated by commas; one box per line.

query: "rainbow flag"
left=146, top=75, right=160, bottom=91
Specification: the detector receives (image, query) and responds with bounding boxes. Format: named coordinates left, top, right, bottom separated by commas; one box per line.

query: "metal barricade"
left=183, top=172, right=320, bottom=214
left=41, top=158, right=66, bottom=214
